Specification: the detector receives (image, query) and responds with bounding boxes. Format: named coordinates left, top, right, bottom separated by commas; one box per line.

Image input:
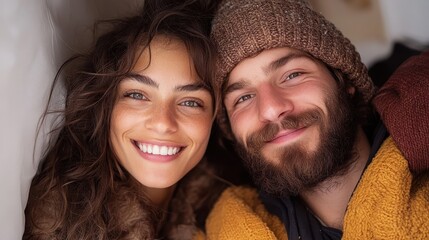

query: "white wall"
left=0, top=1, right=140, bottom=239
left=364, top=0, right=429, bottom=65
left=1, top=1, right=53, bottom=239
left=311, top=0, right=429, bottom=66
left=378, top=0, right=429, bottom=43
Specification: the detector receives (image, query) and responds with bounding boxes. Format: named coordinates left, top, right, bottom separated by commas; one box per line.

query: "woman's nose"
left=145, top=104, right=178, bottom=134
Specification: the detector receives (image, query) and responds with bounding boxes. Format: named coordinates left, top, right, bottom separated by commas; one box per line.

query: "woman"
left=24, top=0, right=247, bottom=239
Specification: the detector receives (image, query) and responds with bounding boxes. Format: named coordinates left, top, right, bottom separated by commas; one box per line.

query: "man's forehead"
left=225, top=47, right=315, bottom=83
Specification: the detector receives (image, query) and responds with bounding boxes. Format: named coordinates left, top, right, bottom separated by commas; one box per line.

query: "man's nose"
left=257, top=84, right=293, bottom=123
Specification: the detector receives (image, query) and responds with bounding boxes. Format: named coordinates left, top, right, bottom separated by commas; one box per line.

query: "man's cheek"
left=231, top=125, right=244, bottom=144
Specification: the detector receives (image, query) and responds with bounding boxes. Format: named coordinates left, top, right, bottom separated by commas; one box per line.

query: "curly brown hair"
left=23, top=0, right=243, bottom=239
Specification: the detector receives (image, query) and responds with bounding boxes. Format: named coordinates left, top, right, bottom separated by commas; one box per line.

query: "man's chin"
left=261, top=141, right=309, bottom=164
left=259, top=150, right=282, bottom=165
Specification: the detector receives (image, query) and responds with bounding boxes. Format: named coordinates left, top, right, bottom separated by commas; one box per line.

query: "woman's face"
left=110, top=36, right=214, bottom=192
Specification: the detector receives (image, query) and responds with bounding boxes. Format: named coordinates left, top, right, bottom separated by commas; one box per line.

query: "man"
left=203, top=0, right=429, bottom=239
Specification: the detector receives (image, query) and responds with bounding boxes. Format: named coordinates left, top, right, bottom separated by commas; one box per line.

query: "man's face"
left=223, top=47, right=358, bottom=196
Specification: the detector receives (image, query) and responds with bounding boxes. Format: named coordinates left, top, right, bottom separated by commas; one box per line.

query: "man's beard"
left=235, top=88, right=358, bottom=197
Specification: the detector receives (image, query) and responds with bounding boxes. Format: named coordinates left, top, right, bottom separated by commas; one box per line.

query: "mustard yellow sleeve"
left=204, top=186, right=287, bottom=240
left=193, top=229, right=206, bottom=240
left=343, top=137, right=429, bottom=239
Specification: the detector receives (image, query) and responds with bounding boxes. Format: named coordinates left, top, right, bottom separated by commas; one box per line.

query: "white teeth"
left=160, top=146, right=168, bottom=155
left=137, top=142, right=180, bottom=156
left=153, top=145, right=159, bottom=154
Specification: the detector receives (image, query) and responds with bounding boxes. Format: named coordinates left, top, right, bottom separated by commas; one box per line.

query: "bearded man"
left=200, top=0, right=429, bottom=239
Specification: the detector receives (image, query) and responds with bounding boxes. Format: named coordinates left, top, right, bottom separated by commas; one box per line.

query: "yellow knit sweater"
left=198, top=137, right=429, bottom=239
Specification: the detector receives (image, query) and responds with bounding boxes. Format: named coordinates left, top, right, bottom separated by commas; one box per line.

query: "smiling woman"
left=110, top=35, right=214, bottom=198
left=22, top=0, right=240, bottom=239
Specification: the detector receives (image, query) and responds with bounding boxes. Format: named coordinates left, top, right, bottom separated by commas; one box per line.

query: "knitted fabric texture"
left=343, top=137, right=429, bottom=239
left=202, top=137, right=429, bottom=239
left=372, top=50, right=429, bottom=173
left=211, top=0, right=375, bottom=102
left=202, top=186, right=287, bottom=240
left=211, top=0, right=375, bottom=138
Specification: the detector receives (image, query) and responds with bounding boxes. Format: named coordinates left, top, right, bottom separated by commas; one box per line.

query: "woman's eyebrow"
left=126, top=73, right=208, bottom=92
left=126, top=73, right=159, bottom=88
left=175, top=83, right=208, bottom=92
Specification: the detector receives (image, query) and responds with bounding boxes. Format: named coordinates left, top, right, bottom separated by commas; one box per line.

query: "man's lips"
left=266, top=127, right=307, bottom=144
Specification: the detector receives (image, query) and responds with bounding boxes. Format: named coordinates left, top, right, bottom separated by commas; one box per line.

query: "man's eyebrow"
left=224, top=80, right=249, bottom=96
left=264, top=52, right=312, bottom=75
left=224, top=52, right=312, bottom=96
left=126, top=73, right=159, bottom=88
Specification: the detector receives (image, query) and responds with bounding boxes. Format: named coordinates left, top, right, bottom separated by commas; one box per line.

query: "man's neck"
left=300, top=127, right=371, bottom=230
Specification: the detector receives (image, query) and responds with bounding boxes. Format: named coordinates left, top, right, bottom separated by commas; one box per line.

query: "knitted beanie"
left=211, top=0, right=375, bottom=137
left=373, top=50, right=429, bottom=173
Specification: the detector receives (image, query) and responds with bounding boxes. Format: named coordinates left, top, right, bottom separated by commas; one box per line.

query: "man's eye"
left=236, top=94, right=255, bottom=105
left=285, top=72, right=302, bottom=81
left=180, top=100, right=202, bottom=108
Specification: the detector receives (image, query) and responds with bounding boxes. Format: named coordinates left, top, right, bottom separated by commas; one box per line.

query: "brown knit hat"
left=211, top=0, right=375, bottom=137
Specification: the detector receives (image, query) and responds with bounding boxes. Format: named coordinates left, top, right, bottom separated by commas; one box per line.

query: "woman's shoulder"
left=24, top=180, right=64, bottom=239
left=203, top=185, right=287, bottom=240
left=24, top=179, right=158, bottom=239
left=217, top=185, right=261, bottom=206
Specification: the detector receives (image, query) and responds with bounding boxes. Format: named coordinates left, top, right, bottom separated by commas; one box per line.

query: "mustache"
left=247, top=110, right=322, bottom=150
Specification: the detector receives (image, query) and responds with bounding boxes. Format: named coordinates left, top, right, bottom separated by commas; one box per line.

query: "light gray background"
left=1, top=0, right=428, bottom=239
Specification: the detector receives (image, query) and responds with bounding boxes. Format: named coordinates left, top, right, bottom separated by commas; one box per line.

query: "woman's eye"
left=125, top=92, right=147, bottom=100
left=180, top=100, right=202, bottom=108
left=236, top=94, right=255, bottom=105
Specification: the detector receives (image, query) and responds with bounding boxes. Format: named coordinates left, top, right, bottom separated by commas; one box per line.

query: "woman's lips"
left=136, top=142, right=182, bottom=156
left=133, top=140, right=185, bottom=162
